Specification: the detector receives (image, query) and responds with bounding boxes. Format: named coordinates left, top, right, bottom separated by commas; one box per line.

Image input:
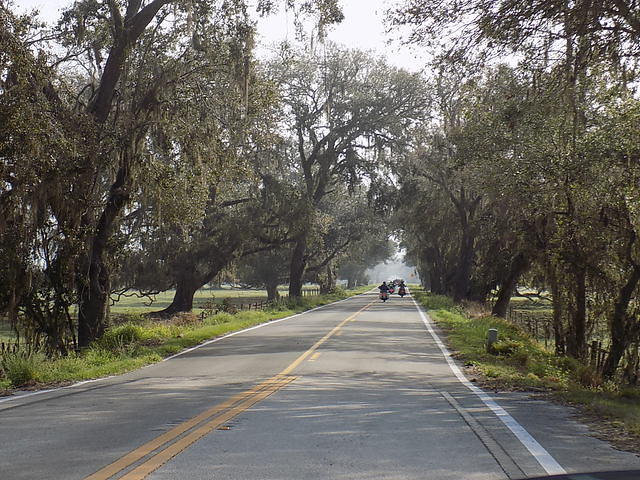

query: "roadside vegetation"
left=1, top=1, right=402, bottom=358
left=0, top=286, right=370, bottom=393
left=412, top=289, right=640, bottom=447
left=395, top=1, right=640, bottom=387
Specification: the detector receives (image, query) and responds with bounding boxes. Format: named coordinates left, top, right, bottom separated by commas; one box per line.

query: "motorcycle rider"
left=378, top=281, right=390, bottom=301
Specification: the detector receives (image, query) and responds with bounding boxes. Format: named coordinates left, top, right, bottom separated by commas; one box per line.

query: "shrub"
left=491, top=339, right=524, bottom=356
left=110, top=312, right=146, bottom=325
left=143, top=323, right=179, bottom=340
left=206, top=312, right=234, bottom=325
left=462, top=300, right=491, bottom=318
left=287, top=297, right=313, bottom=310
left=526, top=372, right=541, bottom=382
left=414, top=291, right=458, bottom=311
left=484, top=367, right=500, bottom=378
left=1, top=351, right=45, bottom=386
left=554, top=355, right=581, bottom=374
left=530, top=361, right=548, bottom=378
left=221, top=298, right=238, bottom=314
left=512, top=349, right=530, bottom=367
left=83, top=347, right=116, bottom=367
left=330, top=285, right=347, bottom=297
left=577, top=364, right=604, bottom=388
left=170, top=313, right=201, bottom=327
left=97, top=323, right=145, bottom=351
left=201, top=295, right=218, bottom=318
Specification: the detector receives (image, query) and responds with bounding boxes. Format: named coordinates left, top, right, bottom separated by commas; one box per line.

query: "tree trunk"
left=424, top=248, right=444, bottom=294
left=329, top=263, right=336, bottom=291
left=603, top=265, right=640, bottom=378
left=159, top=277, right=202, bottom=316
left=319, top=263, right=335, bottom=294
left=567, top=266, right=587, bottom=359
left=289, top=236, right=307, bottom=298
left=157, top=254, right=233, bottom=316
left=89, top=0, right=171, bottom=123
left=422, top=271, right=432, bottom=292
left=77, top=253, right=110, bottom=349
left=453, top=228, right=474, bottom=301
left=266, top=282, right=280, bottom=301
left=77, top=159, right=131, bottom=348
left=318, top=277, right=329, bottom=294
left=492, top=252, right=529, bottom=318
left=154, top=234, right=245, bottom=316
left=549, top=266, right=566, bottom=355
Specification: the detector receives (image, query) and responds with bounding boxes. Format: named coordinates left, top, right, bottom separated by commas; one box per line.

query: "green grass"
left=412, top=288, right=640, bottom=442
left=414, top=290, right=568, bottom=390
left=0, top=286, right=371, bottom=391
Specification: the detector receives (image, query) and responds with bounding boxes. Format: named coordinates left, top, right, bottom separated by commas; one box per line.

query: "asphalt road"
left=1, top=291, right=639, bottom=480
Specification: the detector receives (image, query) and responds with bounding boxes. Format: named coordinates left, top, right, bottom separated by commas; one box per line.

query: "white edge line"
left=411, top=296, right=566, bottom=476
left=0, top=377, right=111, bottom=404
left=0, top=293, right=367, bottom=405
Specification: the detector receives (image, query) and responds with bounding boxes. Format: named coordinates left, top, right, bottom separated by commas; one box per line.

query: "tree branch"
left=108, top=0, right=124, bottom=37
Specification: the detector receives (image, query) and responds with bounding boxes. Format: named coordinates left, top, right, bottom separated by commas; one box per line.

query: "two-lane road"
left=2, top=292, right=639, bottom=479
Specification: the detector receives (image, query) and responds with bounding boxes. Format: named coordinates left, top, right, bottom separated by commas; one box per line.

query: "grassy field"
left=0, top=321, right=15, bottom=343
left=110, top=286, right=320, bottom=314
left=0, top=285, right=372, bottom=392
left=498, top=296, right=554, bottom=346
left=412, top=288, right=640, bottom=449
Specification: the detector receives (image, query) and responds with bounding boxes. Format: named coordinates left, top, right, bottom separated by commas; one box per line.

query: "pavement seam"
left=439, top=389, right=525, bottom=479
left=115, top=376, right=298, bottom=480
left=412, top=296, right=566, bottom=476
left=83, top=375, right=297, bottom=480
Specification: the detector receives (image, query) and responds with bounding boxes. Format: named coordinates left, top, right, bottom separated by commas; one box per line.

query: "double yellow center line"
left=86, top=300, right=373, bottom=480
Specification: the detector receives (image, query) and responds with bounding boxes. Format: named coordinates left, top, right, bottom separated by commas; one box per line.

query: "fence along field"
left=0, top=286, right=322, bottom=354
left=498, top=295, right=640, bottom=384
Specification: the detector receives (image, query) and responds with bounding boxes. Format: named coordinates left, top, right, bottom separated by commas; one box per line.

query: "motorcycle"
left=398, top=286, right=406, bottom=297
left=379, top=291, right=389, bottom=302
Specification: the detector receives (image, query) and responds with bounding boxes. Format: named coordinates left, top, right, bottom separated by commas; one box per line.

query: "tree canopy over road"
left=391, top=0, right=640, bottom=380
left=2, top=0, right=640, bottom=385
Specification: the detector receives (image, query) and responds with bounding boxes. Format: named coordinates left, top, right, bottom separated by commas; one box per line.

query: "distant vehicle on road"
left=378, top=282, right=390, bottom=302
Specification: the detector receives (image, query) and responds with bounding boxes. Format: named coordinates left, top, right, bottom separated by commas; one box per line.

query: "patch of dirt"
left=8, top=379, right=75, bottom=394
left=165, top=313, right=201, bottom=327
left=139, top=338, right=164, bottom=347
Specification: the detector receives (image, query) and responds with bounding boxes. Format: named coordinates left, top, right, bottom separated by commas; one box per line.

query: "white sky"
left=16, top=0, right=428, bottom=71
